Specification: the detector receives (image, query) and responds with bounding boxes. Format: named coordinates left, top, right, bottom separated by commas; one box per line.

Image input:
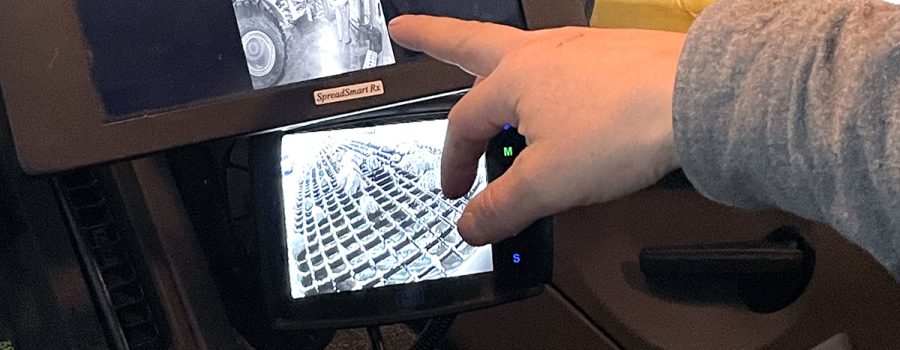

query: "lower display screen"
left=281, top=120, right=492, bottom=299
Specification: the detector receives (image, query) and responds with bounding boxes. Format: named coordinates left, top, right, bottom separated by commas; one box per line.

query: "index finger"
left=389, top=15, right=526, bottom=77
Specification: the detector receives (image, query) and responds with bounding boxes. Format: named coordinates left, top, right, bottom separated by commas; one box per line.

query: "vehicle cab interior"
left=0, top=0, right=898, bottom=349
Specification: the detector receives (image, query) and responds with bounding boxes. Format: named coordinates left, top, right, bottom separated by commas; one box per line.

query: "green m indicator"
left=503, top=146, right=514, bottom=157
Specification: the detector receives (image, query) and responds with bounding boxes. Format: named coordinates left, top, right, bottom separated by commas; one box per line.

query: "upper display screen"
left=75, top=0, right=526, bottom=119
left=234, top=0, right=396, bottom=90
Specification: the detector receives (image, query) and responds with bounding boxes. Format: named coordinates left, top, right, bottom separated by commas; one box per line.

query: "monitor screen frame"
left=250, top=114, right=552, bottom=329
left=0, top=0, right=587, bottom=175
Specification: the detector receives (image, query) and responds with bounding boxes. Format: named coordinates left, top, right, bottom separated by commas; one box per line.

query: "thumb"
left=457, top=146, right=559, bottom=245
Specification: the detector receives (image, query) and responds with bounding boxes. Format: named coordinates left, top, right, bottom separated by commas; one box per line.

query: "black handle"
left=639, top=226, right=815, bottom=313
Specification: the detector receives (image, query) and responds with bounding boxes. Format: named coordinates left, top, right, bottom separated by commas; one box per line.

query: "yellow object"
left=590, top=0, right=716, bottom=32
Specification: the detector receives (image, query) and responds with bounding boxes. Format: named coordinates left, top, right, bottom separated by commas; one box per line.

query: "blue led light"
left=503, top=124, right=512, bottom=131
left=512, top=253, right=521, bottom=264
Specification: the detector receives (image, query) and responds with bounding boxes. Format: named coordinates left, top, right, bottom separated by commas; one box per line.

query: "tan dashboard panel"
left=552, top=187, right=900, bottom=349
left=447, top=287, right=620, bottom=349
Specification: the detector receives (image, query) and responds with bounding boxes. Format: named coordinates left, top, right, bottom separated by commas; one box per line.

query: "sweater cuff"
left=671, top=0, right=769, bottom=210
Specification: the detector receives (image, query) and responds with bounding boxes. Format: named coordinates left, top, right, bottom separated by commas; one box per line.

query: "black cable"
left=367, top=325, right=384, bottom=350
left=410, top=315, right=456, bottom=350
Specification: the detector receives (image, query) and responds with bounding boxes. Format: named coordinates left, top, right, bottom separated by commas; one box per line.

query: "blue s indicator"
left=512, top=253, right=521, bottom=264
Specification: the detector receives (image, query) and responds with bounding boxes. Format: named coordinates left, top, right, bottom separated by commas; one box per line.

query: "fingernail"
left=458, top=211, right=484, bottom=246
left=388, top=15, right=407, bottom=28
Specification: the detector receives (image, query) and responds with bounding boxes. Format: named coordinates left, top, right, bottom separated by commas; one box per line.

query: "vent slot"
left=55, top=170, right=166, bottom=350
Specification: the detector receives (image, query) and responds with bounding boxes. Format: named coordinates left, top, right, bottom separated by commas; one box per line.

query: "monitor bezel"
left=0, top=0, right=587, bottom=175
left=250, top=115, right=553, bottom=329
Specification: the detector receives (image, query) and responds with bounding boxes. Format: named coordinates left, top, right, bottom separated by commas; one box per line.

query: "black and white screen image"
left=232, top=0, right=397, bottom=89
left=281, top=120, right=493, bottom=299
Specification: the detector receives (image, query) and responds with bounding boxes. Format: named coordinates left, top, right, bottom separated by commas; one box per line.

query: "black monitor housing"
left=252, top=115, right=552, bottom=329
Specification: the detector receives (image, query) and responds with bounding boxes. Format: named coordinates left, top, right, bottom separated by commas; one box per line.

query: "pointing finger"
left=389, top=15, right=527, bottom=77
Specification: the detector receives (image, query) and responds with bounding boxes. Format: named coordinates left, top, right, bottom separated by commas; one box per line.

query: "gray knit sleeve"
left=673, top=0, right=900, bottom=280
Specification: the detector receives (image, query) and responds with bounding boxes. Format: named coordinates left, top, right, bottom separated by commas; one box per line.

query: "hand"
left=389, top=16, right=686, bottom=245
